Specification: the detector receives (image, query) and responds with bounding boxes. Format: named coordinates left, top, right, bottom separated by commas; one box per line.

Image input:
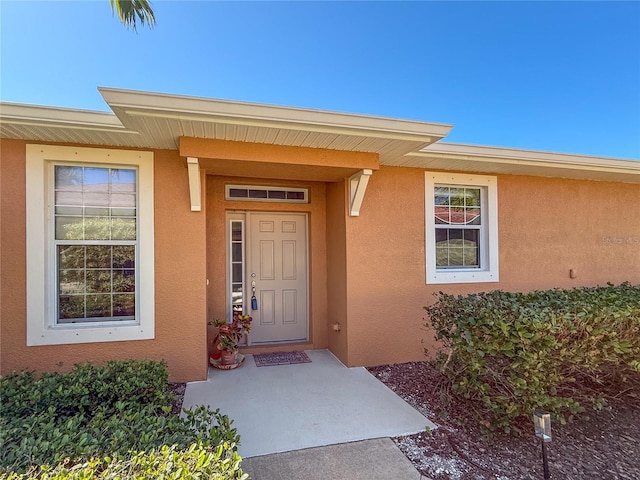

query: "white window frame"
left=226, top=212, right=246, bottom=320
left=425, top=172, right=499, bottom=284
left=26, top=145, right=155, bottom=345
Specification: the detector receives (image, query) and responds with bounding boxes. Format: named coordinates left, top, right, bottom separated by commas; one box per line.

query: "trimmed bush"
left=1, top=360, right=170, bottom=421
left=0, top=360, right=242, bottom=475
left=0, top=442, right=247, bottom=480
left=424, top=283, right=640, bottom=433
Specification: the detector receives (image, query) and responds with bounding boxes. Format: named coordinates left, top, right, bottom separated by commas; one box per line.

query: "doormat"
left=253, top=350, right=312, bottom=367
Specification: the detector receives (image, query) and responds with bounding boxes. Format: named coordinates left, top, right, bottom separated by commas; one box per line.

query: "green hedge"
left=0, top=360, right=243, bottom=477
left=424, top=283, right=640, bottom=433
left=0, top=443, right=247, bottom=480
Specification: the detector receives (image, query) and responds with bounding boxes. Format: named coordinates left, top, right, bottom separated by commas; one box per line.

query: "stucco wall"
left=205, top=176, right=329, bottom=354
left=342, top=166, right=640, bottom=367
left=0, top=141, right=208, bottom=382
left=2, top=137, right=638, bottom=376
left=326, top=181, right=349, bottom=364
left=498, top=175, right=640, bottom=288
left=0, top=139, right=28, bottom=376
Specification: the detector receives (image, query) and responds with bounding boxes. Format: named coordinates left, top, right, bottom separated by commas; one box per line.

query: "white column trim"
left=349, top=169, right=372, bottom=216
left=187, top=157, right=202, bottom=212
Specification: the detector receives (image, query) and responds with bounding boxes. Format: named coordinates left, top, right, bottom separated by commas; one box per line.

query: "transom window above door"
left=225, top=185, right=308, bottom=203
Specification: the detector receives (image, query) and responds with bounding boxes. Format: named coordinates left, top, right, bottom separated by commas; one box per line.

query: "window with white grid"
left=26, top=145, right=155, bottom=346
left=425, top=173, right=499, bottom=284
left=54, top=166, right=137, bottom=323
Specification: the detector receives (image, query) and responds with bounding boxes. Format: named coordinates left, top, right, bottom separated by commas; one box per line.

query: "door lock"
left=251, top=280, right=258, bottom=310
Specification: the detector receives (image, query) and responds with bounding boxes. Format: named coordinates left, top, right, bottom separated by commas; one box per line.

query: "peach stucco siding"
left=337, top=166, right=640, bottom=367
left=181, top=137, right=379, bottom=174
left=1, top=136, right=638, bottom=379
left=326, top=181, right=349, bottom=362
left=1, top=139, right=28, bottom=375
left=0, top=140, right=207, bottom=382
left=497, top=175, right=640, bottom=288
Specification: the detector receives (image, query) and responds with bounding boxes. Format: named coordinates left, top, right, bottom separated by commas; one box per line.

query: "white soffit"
left=2, top=87, right=639, bottom=183
left=99, top=87, right=452, bottom=140
left=98, top=87, right=453, bottom=162
left=0, top=101, right=142, bottom=145
left=0, top=88, right=453, bottom=163
left=401, top=142, right=640, bottom=183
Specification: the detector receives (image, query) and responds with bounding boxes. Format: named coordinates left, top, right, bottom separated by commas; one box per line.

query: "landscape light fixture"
left=533, top=409, right=552, bottom=479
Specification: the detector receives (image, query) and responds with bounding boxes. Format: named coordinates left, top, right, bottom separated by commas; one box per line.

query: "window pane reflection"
left=435, top=228, right=480, bottom=268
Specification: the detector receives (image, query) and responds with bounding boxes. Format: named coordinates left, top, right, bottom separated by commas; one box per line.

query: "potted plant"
left=209, top=314, right=252, bottom=366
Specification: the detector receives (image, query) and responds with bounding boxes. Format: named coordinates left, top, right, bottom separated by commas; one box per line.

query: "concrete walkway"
left=182, top=350, right=436, bottom=462
left=241, top=438, right=426, bottom=480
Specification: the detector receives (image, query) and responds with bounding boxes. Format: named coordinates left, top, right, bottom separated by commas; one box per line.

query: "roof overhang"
left=396, top=142, right=640, bottom=184
left=1, top=87, right=638, bottom=183
left=0, top=87, right=452, bottom=168
left=179, top=136, right=380, bottom=182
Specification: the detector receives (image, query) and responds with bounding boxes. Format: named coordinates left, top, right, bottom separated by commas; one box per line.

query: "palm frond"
left=110, top=0, right=156, bottom=31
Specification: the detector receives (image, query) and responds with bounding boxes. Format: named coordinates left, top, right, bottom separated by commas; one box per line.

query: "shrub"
left=0, top=360, right=241, bottom=475
left=0, top=442, right=248, bottom=480
left=424, top=283, right=640, bottom=433
left=1, top=360, right=170, bottom=421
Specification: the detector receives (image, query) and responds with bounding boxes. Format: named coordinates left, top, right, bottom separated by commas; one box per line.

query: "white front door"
left=242, top=212, right=308, bottom=344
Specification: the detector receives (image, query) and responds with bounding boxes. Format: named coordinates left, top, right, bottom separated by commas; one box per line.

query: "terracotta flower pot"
left=220, top=349, right=238, bottom=365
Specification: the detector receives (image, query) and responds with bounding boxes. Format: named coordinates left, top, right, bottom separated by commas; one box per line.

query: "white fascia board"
left=0, top=102, right=133, bottom=132
left=416, top=142, right=640, bottom=172
left=99, top=87, right=453, bottom=141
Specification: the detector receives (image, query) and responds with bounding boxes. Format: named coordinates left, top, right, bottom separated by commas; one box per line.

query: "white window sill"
left=27, top=323, right=154, bottom=346
left=427, top=269, right=499, bottom=285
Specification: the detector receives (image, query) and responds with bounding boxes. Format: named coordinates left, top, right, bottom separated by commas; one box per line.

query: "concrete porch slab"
left=182, top=350, right=436, bottom=458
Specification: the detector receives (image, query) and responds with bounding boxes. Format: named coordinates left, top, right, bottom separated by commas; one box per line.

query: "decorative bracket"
left=187, top=157, right=201, bottom=212
left=349, top=169, right=372, bottom=216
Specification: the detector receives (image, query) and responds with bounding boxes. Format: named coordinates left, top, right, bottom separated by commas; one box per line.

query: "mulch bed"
left=168, top=382, right=186, bottom=416
left=367, top=361, right=640, bottom=480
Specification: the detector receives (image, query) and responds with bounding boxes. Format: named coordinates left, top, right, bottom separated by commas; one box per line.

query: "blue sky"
left=1, top=1, right=639, bottom=159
